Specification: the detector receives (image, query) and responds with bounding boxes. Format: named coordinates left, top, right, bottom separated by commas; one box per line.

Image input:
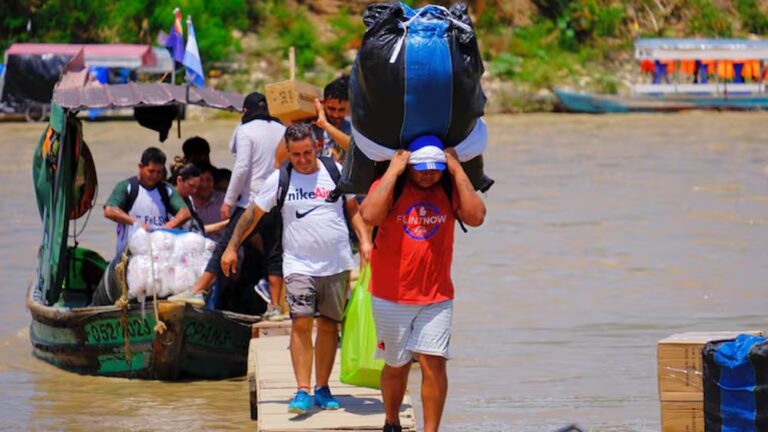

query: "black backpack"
left=276, top=157, right=345, bottom=210
left=119, top=177, right=174, bottom=219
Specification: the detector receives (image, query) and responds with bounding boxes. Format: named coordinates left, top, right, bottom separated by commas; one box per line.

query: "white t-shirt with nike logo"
left=252, top=162, right=355, bottom=277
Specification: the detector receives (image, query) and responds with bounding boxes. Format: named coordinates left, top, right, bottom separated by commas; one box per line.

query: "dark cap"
left=243, top=92, right=268, bottom=112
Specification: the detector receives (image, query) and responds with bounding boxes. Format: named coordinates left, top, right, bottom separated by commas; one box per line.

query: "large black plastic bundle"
left=703, top=335, right=768, bottom=432
left=339, top=2, right=493, bottom=194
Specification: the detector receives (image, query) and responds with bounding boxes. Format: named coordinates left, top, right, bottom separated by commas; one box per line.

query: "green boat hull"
left=28, top=286, right=259, bottom=380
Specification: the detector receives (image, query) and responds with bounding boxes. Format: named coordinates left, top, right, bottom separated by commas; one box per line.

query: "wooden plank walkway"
left=248, top=333, right=417, bottom=431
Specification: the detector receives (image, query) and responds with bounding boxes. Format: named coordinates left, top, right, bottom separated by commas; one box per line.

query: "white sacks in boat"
left=126, top=228, right=215, bottom=300
left=341, top=2, right=493, bottom=194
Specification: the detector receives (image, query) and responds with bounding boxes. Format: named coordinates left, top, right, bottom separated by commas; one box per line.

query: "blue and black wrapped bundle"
left=703, top=334, right=768, bottom=432
left=340, top=1, right=493, bottom=194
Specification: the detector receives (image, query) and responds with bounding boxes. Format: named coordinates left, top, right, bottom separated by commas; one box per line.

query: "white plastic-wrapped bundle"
left=127, top=226, right=150, bottom=255
left=125, top=228, right=215, bottom=300
left=127, top=256, right=151, bottom=300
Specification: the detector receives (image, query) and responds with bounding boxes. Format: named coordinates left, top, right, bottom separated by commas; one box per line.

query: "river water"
left=1, top=113, right=767, bottom=431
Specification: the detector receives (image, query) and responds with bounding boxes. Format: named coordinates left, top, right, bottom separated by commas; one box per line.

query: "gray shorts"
left=284, top=272, right=349, bottom=322
left=371, top=297, right=453, bottom=367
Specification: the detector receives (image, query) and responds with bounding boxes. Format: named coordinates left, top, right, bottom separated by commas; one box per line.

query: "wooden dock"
left=248, top=322, right=417, bottom=431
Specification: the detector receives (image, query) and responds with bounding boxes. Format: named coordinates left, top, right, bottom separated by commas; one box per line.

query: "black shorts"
left=205, top=207, right=283, bottom=277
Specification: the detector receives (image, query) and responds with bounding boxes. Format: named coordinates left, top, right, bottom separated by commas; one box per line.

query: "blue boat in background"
left=556, top=38, right=768, bottom=113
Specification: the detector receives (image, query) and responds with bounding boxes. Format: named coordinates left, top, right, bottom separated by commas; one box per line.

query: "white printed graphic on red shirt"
left=397, top=202, right=448, bottom=240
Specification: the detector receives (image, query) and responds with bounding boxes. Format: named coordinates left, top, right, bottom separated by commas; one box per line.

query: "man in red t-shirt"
left=360, top=135, right=486, bottom=432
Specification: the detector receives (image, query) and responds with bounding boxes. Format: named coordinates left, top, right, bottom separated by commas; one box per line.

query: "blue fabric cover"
left=400, top=6, right=452, bottom=146
left=715, top=334, right=764, bottom=432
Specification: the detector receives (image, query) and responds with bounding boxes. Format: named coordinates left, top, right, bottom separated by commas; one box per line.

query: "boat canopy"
left=6, top=43, right=157, bottom=69
left=635, top=38, right=768, bottom=60
left=54, top=50, right=244, bottom=111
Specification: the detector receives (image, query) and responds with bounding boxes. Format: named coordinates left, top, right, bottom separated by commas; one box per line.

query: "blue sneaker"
left=254, top=278, right=271, bottom=304
left=314, top=386, right=340, bottom=410
left=288, top=389, right=312, bottom=414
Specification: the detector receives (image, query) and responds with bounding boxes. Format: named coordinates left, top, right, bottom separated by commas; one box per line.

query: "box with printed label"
left=265, top=80, right=322, bottom=123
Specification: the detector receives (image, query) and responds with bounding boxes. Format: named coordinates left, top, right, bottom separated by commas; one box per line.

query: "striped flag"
left=165, top=7, right=185, bottom=64
left=182, top=16, right=205, bottom=88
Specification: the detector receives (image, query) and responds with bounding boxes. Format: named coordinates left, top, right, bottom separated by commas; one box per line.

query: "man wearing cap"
left=359, top=135, right=486, bottom=432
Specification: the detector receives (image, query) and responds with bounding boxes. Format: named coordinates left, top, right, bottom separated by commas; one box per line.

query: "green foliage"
left=325, top=8, right=366, bottom=69
left=688, top=0, right=733, bottom=36
left=1, top=0, right=248, bottom=64
left=254, top=2, right=318, bottom=73
left=736, top=0, right=768, bottom=34
left=488, top=53, right=523, bottom=79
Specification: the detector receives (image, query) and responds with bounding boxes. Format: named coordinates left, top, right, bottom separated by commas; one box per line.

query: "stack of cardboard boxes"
left=657, top=331, right=763, bottom=432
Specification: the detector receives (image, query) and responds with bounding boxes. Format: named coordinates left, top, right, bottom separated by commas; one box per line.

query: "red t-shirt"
left=368, top=178, right=457, bottom=305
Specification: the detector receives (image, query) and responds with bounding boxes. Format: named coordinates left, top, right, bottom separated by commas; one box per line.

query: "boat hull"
left=554, top=88, right=768, bottom=113
left=28, top=286, right=259, bottom=380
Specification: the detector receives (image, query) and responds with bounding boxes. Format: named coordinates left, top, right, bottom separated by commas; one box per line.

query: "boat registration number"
left=85, top=317, right=156, bottom=345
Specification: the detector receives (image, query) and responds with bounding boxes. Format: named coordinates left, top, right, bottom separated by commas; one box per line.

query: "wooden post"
left=289, top=46, right=296, bottom=80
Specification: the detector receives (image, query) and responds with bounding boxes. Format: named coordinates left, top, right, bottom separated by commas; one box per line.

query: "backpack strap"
left=120, top=177, right=141, bottom=213
left=276, top=161, right=293, bottom=211
left=319, top=156, right=341, bottom=186
left=156, top=182, right=174, bottom=219
left=322, top=156, right=346, bottom=204
left=184, top=196, right=206, bottom=234
left=121, top=177, right=174, bottom=220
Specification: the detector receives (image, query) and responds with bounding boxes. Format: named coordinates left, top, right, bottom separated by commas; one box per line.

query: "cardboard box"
left=658, top=331, right=763, bottom=398
left=661, top=400, right=703, bottom=432
left=265, top=80, right=322, bottom=123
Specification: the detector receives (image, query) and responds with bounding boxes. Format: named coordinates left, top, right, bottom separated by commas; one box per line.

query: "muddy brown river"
left=1, top=113, right=767, bottom=431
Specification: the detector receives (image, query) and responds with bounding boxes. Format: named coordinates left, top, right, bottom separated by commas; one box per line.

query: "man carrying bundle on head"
left=359, top=135, right=486, bottom=432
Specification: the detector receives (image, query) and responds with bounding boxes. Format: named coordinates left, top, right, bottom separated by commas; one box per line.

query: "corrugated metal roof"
left=53, top=50, right=244, bottom=112
left=54, top=82, right=244, bottom=111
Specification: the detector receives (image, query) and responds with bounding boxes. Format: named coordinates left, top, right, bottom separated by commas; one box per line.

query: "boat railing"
left=632, top=83, right=765, bottom=96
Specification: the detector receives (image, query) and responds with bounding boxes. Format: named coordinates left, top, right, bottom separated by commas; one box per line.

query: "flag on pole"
left=165, top=8, right=185, bottom=63
left=182, top=15, right=205, bottom=88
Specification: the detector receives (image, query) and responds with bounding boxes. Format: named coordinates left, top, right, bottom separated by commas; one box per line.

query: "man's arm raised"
left=359, top=150, right=410, bottom=226
left=220, top=204, right=267, bottom=277
left=445, top=148, right=486, bottom=227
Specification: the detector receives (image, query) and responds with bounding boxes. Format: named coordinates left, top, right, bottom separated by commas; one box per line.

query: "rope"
left=113, top=252, right=132, bottom=365
left=146, top=232, right=167, bottom=334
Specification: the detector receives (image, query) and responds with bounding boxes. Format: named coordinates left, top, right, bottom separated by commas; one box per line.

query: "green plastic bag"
left=340, top=264, right=384, bottom=389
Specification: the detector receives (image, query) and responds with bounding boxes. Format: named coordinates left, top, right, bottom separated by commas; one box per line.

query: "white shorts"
left=371, top=296, right=453, bottom=367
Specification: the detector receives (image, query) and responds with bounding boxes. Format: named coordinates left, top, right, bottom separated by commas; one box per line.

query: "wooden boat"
left=28, top=49, right=261, bottom=380
left=556, top=38, right=768, bottom=113
left=28, top=286, right=258, bottom=379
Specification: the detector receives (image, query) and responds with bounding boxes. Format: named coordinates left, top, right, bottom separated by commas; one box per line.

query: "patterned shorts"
left=284, top=272, right=349, bottom=322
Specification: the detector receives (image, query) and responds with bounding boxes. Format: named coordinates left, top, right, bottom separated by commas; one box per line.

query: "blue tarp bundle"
left=339, top=1, right=492, bottom=194
left=703, top=334, right=768, bottom=432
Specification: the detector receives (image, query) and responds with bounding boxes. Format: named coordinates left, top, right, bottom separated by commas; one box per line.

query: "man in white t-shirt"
left=177, top=92, right=286, bottom=307
left=103, top=147, right=190, bottom=255
left=220, top=123, right=371, bottom=414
